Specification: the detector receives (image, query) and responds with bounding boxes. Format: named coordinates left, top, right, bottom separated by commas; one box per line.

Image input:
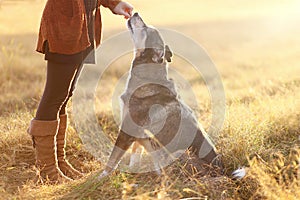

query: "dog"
left=98, top=13, right=223, bottom=178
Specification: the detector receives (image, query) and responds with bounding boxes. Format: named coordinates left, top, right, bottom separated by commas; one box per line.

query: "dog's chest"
left=121, top=63, right=178, bottom=101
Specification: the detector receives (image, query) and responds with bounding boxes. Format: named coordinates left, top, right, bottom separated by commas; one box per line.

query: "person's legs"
left=35, top=61, right=81, bottom=120
left=29, top=61, right=81, bottom=183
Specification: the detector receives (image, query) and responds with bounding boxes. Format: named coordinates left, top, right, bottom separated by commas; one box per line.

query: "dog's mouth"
left=127, top=12, right=146, bottom=32
left=127, top=13, right=173, bottom=65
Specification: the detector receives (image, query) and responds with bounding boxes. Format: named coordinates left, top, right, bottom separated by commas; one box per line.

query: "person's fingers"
left=124, top=12, right=131, bottom=19
left=122, top=14, right=130, bottom=19
left=119, top=9, right=131, bottom=18
left=125, top=7, right=133, bottom=17
left=124, top=3, right=133, bottom=17
left=128, top=8, right=133, bottom=16
left=113, top=2, right=134, bottom=18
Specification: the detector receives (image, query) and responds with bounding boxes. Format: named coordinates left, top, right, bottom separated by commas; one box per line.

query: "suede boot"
left=28, top=119, right=72, bottom=184
left=57, top=114, right=83, bottom=179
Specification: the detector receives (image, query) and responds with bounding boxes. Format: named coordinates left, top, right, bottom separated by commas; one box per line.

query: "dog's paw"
left=232, top=167, right=247, bottom=179
left=97, top=170, right=110, bottom=180
left=129, top=153, right=142, bottom=168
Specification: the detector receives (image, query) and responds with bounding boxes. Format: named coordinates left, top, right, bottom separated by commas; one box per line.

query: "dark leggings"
left=35, top=61, right=83, bottom=120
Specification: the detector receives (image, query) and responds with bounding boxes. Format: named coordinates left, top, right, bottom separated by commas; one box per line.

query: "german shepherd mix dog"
left=99, top=13, right=224, bottom=178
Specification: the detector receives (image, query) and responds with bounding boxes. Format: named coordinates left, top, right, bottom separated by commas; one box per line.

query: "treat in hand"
left=113, top=2, right=134, bottom=19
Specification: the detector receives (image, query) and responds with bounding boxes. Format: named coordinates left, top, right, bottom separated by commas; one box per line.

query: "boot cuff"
left=28, top=119, right=59, bottom=136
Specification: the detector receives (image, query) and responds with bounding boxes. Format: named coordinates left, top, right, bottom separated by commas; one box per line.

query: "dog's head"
left=128, top=13, right=173, bottom=65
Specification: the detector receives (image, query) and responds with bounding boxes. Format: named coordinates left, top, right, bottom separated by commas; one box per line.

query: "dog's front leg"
left=98, top=130, right=135, bottom=179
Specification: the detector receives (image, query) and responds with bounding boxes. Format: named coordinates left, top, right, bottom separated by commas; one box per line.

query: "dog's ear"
left=164, top=45, right=173, bottom=62
left=152, top=48, right=165, bottom=63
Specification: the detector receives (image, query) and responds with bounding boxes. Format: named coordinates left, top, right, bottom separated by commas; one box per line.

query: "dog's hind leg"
left=98, top=130, right=135, bottom=179
left=190, top=126, right=223, bottom=170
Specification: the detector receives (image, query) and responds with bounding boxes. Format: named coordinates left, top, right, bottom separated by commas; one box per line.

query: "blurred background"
left=1, top=0, right=299, bottom=93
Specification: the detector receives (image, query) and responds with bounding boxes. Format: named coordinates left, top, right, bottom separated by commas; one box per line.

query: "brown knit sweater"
left=36, top=0, right=121, bottom=55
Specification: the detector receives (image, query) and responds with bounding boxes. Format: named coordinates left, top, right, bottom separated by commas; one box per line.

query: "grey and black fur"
left=99, top=13, right=224, bottom=178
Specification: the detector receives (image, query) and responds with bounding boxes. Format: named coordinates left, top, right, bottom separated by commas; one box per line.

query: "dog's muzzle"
left=128, top=12, right=146, bottom=31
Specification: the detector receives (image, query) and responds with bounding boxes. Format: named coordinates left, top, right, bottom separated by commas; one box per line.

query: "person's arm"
left=100, top=0, right=133, bottom=19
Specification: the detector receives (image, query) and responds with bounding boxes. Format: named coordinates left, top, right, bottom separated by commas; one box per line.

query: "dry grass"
left=0, top=0, right=299, bottom=199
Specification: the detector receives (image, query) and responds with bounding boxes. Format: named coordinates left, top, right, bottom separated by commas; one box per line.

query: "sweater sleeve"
left=99, top=0, right=121, bottom=13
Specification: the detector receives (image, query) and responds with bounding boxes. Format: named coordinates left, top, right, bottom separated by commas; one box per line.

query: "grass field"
left=0, top=0, right=299, bottom=199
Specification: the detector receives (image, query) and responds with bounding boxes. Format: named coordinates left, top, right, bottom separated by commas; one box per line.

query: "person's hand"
left=113, top=1, right=133, bottom=19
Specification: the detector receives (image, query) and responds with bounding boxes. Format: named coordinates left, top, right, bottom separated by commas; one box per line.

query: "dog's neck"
left=132, top=60, right=166, bottom=67
left=130, top=62, right=168, bottom=81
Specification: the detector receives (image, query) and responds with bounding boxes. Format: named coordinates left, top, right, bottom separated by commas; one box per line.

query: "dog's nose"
left=133, top=12, right=139, bottom=17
